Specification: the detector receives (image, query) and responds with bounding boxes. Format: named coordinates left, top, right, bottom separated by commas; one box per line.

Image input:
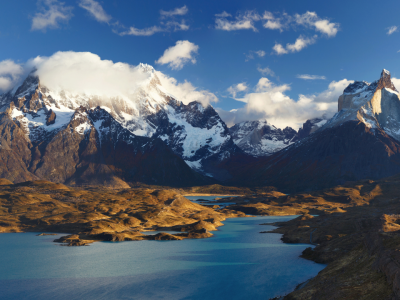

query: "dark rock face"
left=0, top=104, right=213, bottom=187
left=377, top=69, right=398, bottom=92
left=46, top=109, right=56, bottom=125
left=233, top=121, right=400, bottom=192
left=291, top=118, right=325, bottom=142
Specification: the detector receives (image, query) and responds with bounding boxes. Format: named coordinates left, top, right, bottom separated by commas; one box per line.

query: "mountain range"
left=0, top=66, right=399, bottom=191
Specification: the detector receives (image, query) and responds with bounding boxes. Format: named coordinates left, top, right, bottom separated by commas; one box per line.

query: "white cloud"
left=297, top=74, right=326, bottom=80
left=295, top=11, right=339, bottom=37
left=0, top=51, right=217, bottom=110
left=27, top=51, right=149, bottom=98
left=215, top=11, right=231, bottom=18
left=217, top=77, right=352, bottom=129
left=116, top=7, right=189, bottom=36
left=255, top=50, right=266, bottom=57
left=257, top=67, right=275, bottom=77
left=286, top=35, right=316, bottom=52
left=0, top=60, right=24, bottom=92
left=160, top=5, right=188, bottom=17
left=156, top=40, right=199, bottom=70
left=391, top=77, right=400, bottom=90
left=165, top=20, right=189, bottom=31
left=245, top=50, right=266, bottom=61
left=387, top=26, right=398, bottom=35
left=272, top=43, right=288, bottom=55
left=78, top=0, right=111, bottom=23
left=273, top=35, right=316, bottom=55
left=227, top=82, right=248, bottom=98
left=31, top=0, right=73, bottom=31
left=264, top=20, right=283, bottom=31
left=215, top=10, right=261, bottom=31
left=156, top=71, right=218, bottom=107
left=118, top=25, right=165, bottom=36
left=262, top=11, right=284, bottom=31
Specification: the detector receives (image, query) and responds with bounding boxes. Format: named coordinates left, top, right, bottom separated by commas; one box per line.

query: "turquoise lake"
left=0, top=208, right=325, bottom=299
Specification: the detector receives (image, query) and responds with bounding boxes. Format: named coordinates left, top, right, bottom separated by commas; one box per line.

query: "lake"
left=0, top=197, right=325, bottom=300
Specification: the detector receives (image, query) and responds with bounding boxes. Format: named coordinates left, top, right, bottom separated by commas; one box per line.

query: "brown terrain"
left=0, top=179, right=244, bottom=246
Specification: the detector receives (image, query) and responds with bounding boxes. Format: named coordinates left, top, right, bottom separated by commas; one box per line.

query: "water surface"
left=0, top=216, right=325, bottom=300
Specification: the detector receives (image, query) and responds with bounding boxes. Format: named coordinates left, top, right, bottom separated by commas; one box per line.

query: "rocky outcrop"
left=46, top=109, right=56, bottom=125
left=291, top=117, right=327, bottom=142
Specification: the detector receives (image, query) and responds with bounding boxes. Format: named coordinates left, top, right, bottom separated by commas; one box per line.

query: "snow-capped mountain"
left=322, top=69, right=400, bottom=139
left=232, top=70, right=400, bottom=192
left=0, top=64, right=240, bottom=179
left=229, top=120, right=297, bottom=156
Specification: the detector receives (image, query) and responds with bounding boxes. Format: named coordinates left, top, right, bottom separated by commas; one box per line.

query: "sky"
left=1, top=0, right=400, bottom=129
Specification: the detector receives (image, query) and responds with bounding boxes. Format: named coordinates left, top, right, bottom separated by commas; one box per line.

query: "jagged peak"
left=377, top=68, right=398, bottom=92
left=343, top=69, right=398, bottom=95
left=137, top=63, right=155, bottom=74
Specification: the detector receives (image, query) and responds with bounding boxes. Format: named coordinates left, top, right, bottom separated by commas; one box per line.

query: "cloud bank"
left=218, top=77, right=353, bottom=129
left=0, top=51, right=217, bottom=109
left=156, top=71, right=218, bottom=107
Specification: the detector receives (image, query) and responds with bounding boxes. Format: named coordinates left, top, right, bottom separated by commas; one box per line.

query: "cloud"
left=286, top=35, right=317, bottom=52
left=156, top=71, right=218, bottom=107
left=26, top=52, right=150, bottom=99
left=156, top=40, right=199, bottom=70
left=0, top=51, right=217, bottom=111
left=262, top=11, right=284, bottom=31
left=255, top=50, right=266, bottom=57
left=165, top=20, right=189, bottom=31
left=78, top=0, right=111, bottom=23
left=391, top=77, right=400, bottom=90
left=116, top=6, right=189, bottom=36
left=160, top=5, right=188, bottom=17
left=297, top=74, right=326, bottom=80
left=215, top=11, right=231, bottom=18
left=31, top=0, right=73, bottom=31
left=227, top=82, right=248, bottom=98
left=245, top=50, right=266, bottom=61
left=295, top=11, right=339, bottom=37
left=257, top=67, right=275, bottom=77
left=215, top=10, right=261, bottom=31
left=0, top=60, right=24, bottom=92
left=118, top=25, right=165, bottom=36
left=217, top=77, right=352, bottom=129
left=272, top=43, right=288, bottom=55
left=387, top=26, right=398, bottom=35
left=273, top=35, right=316, bottom=55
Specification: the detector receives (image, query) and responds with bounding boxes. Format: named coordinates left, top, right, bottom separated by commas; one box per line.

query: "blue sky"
left=1, top=0, right=400, bottom=128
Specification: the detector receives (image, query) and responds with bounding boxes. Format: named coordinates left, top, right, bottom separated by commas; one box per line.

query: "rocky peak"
left=377, top=69, right=398, bottom=92
left=229, top=120, right=297, bottom=157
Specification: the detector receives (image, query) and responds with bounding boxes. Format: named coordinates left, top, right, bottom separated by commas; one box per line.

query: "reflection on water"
left=0, top=216, right=325, bottom=300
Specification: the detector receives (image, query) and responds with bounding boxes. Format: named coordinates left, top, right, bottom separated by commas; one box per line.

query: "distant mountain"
left=229, top=120, right=296, bottom=156
left=233, top=70, right=400, bottom=192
